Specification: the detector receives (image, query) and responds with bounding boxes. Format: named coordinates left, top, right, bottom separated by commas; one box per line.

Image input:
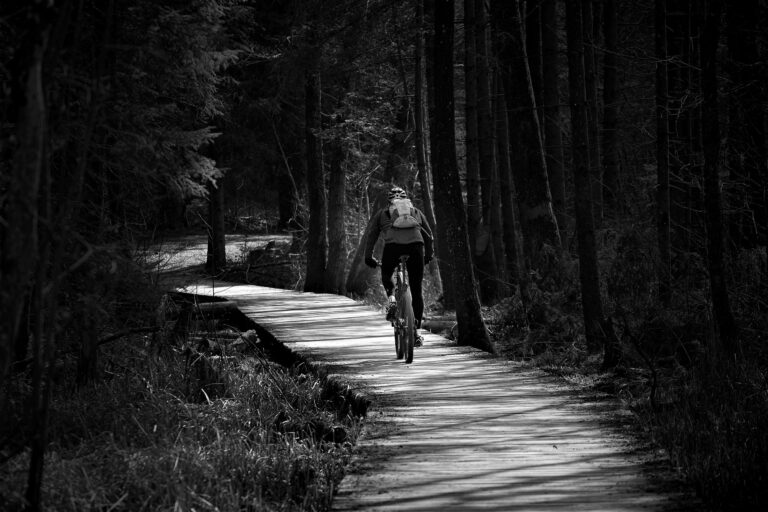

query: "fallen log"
left=421, top=319, right=456, bottom=331
left=194, top=301, right=240, bottom=316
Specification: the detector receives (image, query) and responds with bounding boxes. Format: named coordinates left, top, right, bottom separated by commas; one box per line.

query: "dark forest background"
left=1, top=0, right=767, bottom=510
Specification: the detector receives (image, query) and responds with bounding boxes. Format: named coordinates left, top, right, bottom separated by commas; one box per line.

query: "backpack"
left=388, top=198, right=421, bottom=229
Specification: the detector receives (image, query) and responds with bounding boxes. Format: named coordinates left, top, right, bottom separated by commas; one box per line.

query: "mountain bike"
left=390, top=255, right=415, bottom=364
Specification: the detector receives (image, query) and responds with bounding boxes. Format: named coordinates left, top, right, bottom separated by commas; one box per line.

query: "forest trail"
left=168, top=278, right=686, bottom=511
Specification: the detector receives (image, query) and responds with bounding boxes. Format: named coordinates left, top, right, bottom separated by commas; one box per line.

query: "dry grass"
left=0, top=327, right=361, bottom=511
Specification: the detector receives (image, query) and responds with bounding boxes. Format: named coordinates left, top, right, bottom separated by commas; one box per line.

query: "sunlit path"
left=171, top=280, right=686, bottom=511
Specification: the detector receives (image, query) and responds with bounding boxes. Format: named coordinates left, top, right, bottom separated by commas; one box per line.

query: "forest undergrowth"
left=0, top=278, right=361, bottom=512
left=480, top=221, right=768, bottom=512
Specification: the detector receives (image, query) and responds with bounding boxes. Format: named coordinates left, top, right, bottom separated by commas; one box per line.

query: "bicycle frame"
left=391, top=255, right=415, bottom=364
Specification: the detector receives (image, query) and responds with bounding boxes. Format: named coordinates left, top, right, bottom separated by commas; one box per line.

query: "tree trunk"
left=464, top=0, right=482, bottom=257
left=494, top=0, right=561, bottom=273
left=541, top=0, right=568, bottom=245
left=4, top=6, right=57, bottom=510
left=602, top=0, right=620, bottom=210
left=303, top=46, right=328, bottom=293
left=325, top=140, right=347, bottom=295
left=566, top=0, right=615, bottom=363
left=0, top=13, right=49, bottom=389
left=206, top=178, right=226, bottom=274
left=701, top=0, right=738, bottom=353
left=582, top=0, right=603, bottom=226
left=475, top=0, right=502, bottom=302
left=432, top=0, right=492, bottom=353
left=526, top=0, right=544, bottom=127
left=426, top=0, right=456, bottom=309
left=655, top=0, right=672, bottom=307
left=415, top=0, right=442, bottom=294
left=495, top=76, right=527, bottom=301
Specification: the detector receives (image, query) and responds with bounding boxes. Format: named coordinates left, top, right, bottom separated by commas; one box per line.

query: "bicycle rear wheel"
left=394, top=325, right=404, bottom=359
left=400, top=286, right=415, bottom=364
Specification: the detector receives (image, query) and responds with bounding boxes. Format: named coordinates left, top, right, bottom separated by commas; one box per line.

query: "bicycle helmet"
left=387, top=186, right=407, bottom=202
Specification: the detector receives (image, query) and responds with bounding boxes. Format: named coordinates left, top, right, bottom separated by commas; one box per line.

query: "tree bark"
left=303, top=43, right=328, bottom=293
left=582, top=0, right=603, bottom=226
left=0, top=9, right=49, bottom=389
left=541, top=0, right=568, bottom=244
left=701, top=0, right=738, bottom=353
left=526, top=0, right=544, bottom=127
left=475, top=0, right=502, bottom=302
left=495, top=76, right=527, bottom=300
left=205, top=178, right=226, bottom=274
left=464, top=0, right=482, bottom=257
left=325, top=139, right=347, bottom=295
left=493, top=0, right=561, bottom=273
left=655, top=0, right=672, bottom=307
left=566, top=0, right=616, bottom=365
left=415, top=0, right=442, bottom=294
left=425, top=0, right=456, bottom=309
left=602, top=0, right=620, bottom=210
left=4, top=6, right=58, bottom=510
left=432, top=0, right=492, bottom=352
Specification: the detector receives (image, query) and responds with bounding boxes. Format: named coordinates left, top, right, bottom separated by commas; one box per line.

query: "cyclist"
left=364, top=186, right=434, bottom=347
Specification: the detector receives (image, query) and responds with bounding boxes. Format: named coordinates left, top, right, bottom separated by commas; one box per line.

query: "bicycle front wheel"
left=400, top=286, right=415, bottom=364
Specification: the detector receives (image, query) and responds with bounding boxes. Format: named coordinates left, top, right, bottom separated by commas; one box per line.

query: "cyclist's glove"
left=365, top=256, right=379, bottom=269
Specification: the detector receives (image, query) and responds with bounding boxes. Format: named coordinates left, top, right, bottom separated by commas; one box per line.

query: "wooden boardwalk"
left=172, top=280, right=686, bottom=511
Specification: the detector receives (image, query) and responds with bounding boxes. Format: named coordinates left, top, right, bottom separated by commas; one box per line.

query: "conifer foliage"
left=2, top=0, right=768, bottom=509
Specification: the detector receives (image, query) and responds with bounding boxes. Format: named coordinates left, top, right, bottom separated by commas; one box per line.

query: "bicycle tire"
left=394, top=325, right=404, bottom=359
left=400, top=286, right=415, bottom=364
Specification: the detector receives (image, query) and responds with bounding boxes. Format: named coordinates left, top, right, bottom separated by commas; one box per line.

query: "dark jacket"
left=364, top=204, right=434, bottom=260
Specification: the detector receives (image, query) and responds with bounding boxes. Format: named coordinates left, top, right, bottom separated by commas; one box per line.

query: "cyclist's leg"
left=380, top=244, right=400, bottom=322
left=405, top=242, right=425, bottom=327
left=380, top=243, right=398, bottom=297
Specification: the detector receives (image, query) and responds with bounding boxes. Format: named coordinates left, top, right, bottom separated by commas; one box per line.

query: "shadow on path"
left=167, top=280, right=694, bottom=512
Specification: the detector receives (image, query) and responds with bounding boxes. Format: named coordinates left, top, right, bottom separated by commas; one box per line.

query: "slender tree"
left=0, top=0, right=52, bottom=391
left=493, top=0, right=560, bottom=274
left=541, top=0, right=568, bottom=243
left=432, top=0, right=492, bottom=352
left=701, top=0, right=738, bottom=352
left=3, top=5, right=57, bottom=509
left=415, top=0, right=435, bottom=231
left=476, top=0, right=502, bottom=301
left=415, top=0, right=442, bottom=293
left=566, top=0, right=618, bottom=366
left=655, top=0, right=672, bottom=307
left=495, top=76, right=527, bottom=301
left=582, top=0, right=603, bottom=225
left=464, top=0, right=482, bottom=255
left=425, top=0, right=456, bottom=308
left=526, top=0, right=544, bottom=126
left=325, top=138, right=347, bottom=294
left=205, top=178, right=227, bottom=273
left=303, top=39, right=328, bottom=293
left=602, top=0, right=619, bottom=209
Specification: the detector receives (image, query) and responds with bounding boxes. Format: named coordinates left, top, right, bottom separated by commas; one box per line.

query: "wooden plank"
left=168, top=279, right=691, bottom=511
